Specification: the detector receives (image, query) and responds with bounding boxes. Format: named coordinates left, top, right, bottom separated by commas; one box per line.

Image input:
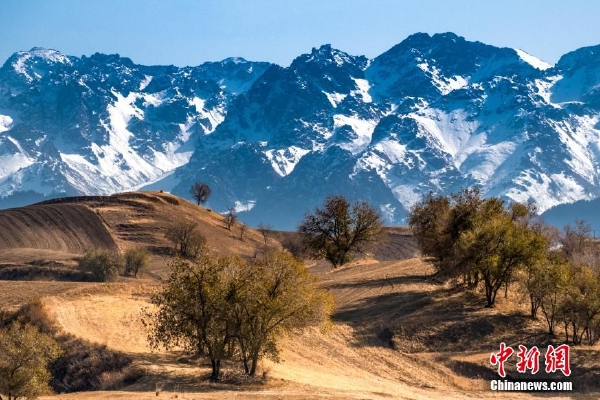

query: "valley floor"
left=22, top=258, right=598, bottom=400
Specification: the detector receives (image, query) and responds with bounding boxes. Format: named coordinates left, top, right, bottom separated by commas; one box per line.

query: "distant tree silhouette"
left=257, top=223, right=273, bottom=245
left=190, top=182, right=212, bottom=205
left=224, top=208, right=237, bottom=231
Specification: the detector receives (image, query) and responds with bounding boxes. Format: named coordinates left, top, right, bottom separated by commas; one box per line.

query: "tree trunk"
left=529, top=294, right=538, bottom=318
left=249, top=350, right=260, bottom=376
left=210, top=359, right=221, bottom=382
left=242, top=353, right=250, bottom=375
left=485, top=283, right=497, bottom=307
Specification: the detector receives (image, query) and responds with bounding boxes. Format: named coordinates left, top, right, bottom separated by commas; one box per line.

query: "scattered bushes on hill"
left=77, top=250, right=124, bottom=282
left=0, top=264, right=94, bottom=282
left=50, top=335, right=136, bottom=392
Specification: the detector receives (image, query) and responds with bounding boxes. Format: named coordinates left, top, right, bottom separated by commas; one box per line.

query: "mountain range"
left=1, top=32, right=600, bottom=229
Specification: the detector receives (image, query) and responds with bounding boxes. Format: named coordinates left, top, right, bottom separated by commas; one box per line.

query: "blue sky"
left=2, top=0, right=599, bottom=67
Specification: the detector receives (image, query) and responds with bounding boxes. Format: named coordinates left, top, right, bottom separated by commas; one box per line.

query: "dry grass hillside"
left=0, top=192, right=598, bottom=399
left=0, top=191, right=275, bottom=280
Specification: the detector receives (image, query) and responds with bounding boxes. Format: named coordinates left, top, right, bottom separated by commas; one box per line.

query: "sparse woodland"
left=409, top=188, right=600, bottom=345
left=4, top=188, right=600, bottom=397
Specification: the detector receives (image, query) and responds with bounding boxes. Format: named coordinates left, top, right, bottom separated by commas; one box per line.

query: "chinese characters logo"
left=490, top=342, right=571, bottom=377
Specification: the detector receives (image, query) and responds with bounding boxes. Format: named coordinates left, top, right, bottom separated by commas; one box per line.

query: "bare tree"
left=298, top=196, right=386, bottom=268
left=190, top=182, right=212, bottom=206
left=239, top=223, right=247, bottom=241
left=257, top=223, right=273, bottom=245
left=224, top=208, right=237, bottom=231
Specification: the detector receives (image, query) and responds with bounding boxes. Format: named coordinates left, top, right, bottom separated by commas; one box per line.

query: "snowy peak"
left=3, top=34, right=600, bottom=231
left=551, top=44, right=600, bottom=105
left=367, top=32, right=543, bottom=101
left=1, top=47, right=72, bottom=83
left=293, top=44, right=369, bottom=69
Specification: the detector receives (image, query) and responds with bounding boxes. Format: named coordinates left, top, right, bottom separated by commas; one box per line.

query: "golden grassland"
left=0, top=192, right=597, bottom=399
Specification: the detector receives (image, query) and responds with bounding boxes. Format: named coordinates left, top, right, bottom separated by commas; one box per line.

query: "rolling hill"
left=0, top=192, right=597, bottom=399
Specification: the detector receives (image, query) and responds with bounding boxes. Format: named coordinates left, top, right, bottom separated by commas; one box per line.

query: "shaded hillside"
left=0, top=203, right=117, bottom=252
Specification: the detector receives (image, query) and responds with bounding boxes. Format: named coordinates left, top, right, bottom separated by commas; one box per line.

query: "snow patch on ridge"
left=514, top=49, right=552, bottom=71
left=333, top=114, right=377, bottom=154
left=350, top=78, right=372, bottom=103
left=59, top=90, right=195, bottom=194
left=417, top=62, right=468, bottom=95
left=190, top=97, right=226, bottom=133
left=409, top=109, right=478, bottom=159
left=323, top=92, right=347, bottom=108
left=265, top=146, right=310, bottom=177
left=0, top=115, right=13, bottom=133
left=139, top=75, right=153, bottom=91
left=506, top=170, right=589, bottom=213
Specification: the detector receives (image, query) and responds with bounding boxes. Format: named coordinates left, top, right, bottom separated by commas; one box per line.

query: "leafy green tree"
left=522, top=251, right=568, bottom=321
left=408, top=192, right=452, bottom=270
left=456, top=205, right=547, bottom=307
left=145, top=254, right=236, bottom=381
left=298, top=196, right=386, bottom=268
left=410, top=189, right=548, bottom=306
left=0, top=322, right=62, bottom=400
left=558, top=265, right=600, bottom=344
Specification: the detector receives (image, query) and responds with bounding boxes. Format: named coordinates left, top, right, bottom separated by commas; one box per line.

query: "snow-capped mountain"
left=0, top=48, right=270, bottom=206
left=2, top=33, right=600, bottom=229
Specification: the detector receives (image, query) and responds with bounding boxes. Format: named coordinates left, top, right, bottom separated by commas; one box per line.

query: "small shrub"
left=78, top=250, right=124, bottom=282
left=165, top=222, right=207, bottom=258
left=124, top=247, right=149, bottom=278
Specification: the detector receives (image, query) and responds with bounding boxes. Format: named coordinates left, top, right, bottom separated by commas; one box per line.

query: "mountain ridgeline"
left=1, top=33, right=600, bottom=229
